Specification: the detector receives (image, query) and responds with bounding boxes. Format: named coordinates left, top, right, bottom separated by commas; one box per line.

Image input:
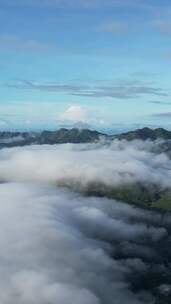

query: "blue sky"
left=0, top=0, right=171, bottom=132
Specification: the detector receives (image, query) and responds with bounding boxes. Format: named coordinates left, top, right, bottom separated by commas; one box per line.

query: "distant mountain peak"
left=117, top=127, right=171, bottom=141
left=1, top=127, right=171, bottom=148
left=0, top=128, right=105, bottom=148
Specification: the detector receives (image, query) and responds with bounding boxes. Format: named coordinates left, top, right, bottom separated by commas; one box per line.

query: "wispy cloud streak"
left=5, top=80, right=168, bottom=99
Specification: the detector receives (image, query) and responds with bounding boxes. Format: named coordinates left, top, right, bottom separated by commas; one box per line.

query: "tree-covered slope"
left=117, top=127, right=171, bottom=141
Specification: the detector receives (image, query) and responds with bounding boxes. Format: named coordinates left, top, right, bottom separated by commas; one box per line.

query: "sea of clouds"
left=0, top=139, right=171, bottom=189
left=0, top=140, right=171, bottom=303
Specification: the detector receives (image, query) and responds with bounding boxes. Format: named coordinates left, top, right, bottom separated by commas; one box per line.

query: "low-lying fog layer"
left=1, top=182, right=171, bottom=304
left=0, top=139, right=171, bottom=189
left=0, top=140, right=171, bottom=303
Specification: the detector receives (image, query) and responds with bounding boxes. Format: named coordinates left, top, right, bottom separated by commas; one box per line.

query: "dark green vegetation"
left=118, top=127, right=171, bottom=141
left=0, top=128, right=104, bottom=148
left=81, top=182, right=171, bottom=211
left=2, top=126, right=171, bottom=148
left=57, top=180, right=171, bottom=211
left=85, top=182, right=159, bottom=205
left=39, top=128, right=102, bottom=144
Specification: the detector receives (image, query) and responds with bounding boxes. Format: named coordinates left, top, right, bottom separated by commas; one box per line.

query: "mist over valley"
left=1, top=128, right=171, bottom=303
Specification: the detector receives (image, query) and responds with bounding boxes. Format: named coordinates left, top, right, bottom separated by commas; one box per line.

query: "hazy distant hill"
left=1, top=127, right=171, bottom=148
left=0, top=128, right=105, bottom=148
left=117, top=127, right=171, bottom=141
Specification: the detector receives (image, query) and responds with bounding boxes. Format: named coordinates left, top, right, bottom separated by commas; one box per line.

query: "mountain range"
left=1, top=127, right=171, bottom=148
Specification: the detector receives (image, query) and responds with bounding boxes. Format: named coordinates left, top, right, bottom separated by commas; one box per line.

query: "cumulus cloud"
left=59, top=105, right=88, bottom=123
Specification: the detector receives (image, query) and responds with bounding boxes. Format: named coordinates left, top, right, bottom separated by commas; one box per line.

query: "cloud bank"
left=0, top=139, right=171, bottom=190
left=0, top=140, right=171, bottom=303
left=0, top=182, right=170, bottom=304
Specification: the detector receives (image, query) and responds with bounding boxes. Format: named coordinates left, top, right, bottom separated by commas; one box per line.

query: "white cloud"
left=59, top=105, right=88, bottom=123
left=7, top=80, right=167, bottom=99
left=0, top=139, right=171, bottom=189
left=0, top=140, right=171, bottom=302
left=0, top=182, right=167, bottom=304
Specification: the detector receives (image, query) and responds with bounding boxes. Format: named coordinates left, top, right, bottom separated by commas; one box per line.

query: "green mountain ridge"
left=1, top=126, right=171, bottom=148
left=0, top=128, right=105, bottom=148
left=117, top=127, right=171, bottom=141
